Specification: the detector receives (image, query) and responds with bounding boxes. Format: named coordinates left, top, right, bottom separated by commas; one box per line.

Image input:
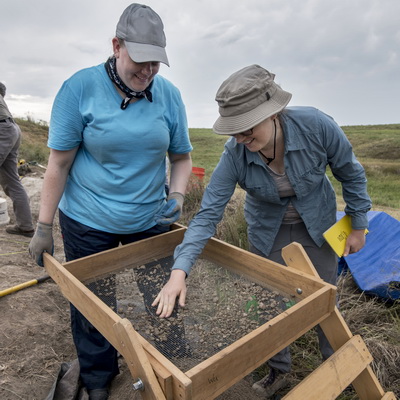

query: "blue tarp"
left=337, top=211, right=400, bottom=300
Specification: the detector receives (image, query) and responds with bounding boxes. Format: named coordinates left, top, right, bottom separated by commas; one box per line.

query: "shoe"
left=252, top=368, right=290, bottom=398
left=88, top=388, right=109, bottom=400
left=5, top=224, right=34, bottom=238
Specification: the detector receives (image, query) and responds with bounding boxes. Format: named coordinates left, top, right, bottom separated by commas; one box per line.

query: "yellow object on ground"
left=0, top=275, right=50, bottom=297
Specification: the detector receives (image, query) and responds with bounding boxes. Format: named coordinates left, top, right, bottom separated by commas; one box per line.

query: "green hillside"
left=17, top=118, right=400, bottom=212
left=189, top=125, right=400, bottom=212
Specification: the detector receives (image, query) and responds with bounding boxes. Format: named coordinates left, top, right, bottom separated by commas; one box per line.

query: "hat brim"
left=213, top=87, right=292, bottom=135
left=125, top=41, right=170, bottom=66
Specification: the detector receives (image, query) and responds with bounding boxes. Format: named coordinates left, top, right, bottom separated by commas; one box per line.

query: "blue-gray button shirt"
left=173, top=107, right=371, bottom=275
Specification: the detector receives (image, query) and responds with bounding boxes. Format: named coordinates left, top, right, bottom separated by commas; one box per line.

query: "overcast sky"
left=1, top=0, right=399, bottom=128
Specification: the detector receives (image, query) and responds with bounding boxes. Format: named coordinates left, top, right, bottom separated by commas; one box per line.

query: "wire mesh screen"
left=85, top=257, right=296, bottom=372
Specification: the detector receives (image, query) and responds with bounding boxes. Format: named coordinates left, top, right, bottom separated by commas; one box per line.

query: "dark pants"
left=59, top=210, right=170, bottom=390
left=249, top=222, right=337, bottom=373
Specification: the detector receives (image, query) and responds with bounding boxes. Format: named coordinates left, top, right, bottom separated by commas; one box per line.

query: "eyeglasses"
left=230, top=128, right=253, bottom=137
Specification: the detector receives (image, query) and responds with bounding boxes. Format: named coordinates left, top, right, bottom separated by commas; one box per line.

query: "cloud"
left=7, top=94, right=53, bottom=122
left=1, top=0, right=399, bottom=127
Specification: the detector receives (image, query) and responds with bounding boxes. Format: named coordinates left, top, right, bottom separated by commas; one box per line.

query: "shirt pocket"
left=296, top=159, right=327, bottom=194
left=241, top=183, right=281, bottom=203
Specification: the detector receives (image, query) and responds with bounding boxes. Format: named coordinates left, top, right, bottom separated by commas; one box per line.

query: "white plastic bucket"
left=0, top=197, right=10, bottom=226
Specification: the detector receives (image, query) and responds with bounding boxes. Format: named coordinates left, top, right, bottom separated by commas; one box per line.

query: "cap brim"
left=125, top=41, right=169, bottom=66
left=213, top=88, right=292, bottom=135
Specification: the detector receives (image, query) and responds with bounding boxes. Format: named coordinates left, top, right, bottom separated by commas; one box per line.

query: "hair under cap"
left=213, top=65, right=292, bottom=135
left=116, top=3, right=169, bottom=66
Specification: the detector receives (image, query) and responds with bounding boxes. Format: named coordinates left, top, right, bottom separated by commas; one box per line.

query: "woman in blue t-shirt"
left=29, top=4, right=192, bottom=399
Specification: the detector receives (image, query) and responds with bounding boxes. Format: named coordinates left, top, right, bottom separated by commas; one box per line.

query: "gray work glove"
left=155, top=192, right=184, bottom=226
left=28, top=222, right=54, bottom=267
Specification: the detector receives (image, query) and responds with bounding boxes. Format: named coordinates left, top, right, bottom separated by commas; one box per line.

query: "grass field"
left=18, top=117, right=398, bottom=265
left=188, top=125, right=400, bottom=215
left=17, top=118, right=400, bottom=214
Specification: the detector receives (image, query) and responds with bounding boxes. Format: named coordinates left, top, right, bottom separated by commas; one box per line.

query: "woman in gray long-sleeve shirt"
left=0, top=82, right=34, bottom=236
left=153, top=64, right=371, bottom=398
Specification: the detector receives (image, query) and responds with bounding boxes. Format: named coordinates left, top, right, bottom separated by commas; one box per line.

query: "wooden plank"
left=140, top=354, right=174, bottom=400
left=44, top=253, right=193, bottom=400
left=282, top=242, right=386, bottom=400
left=281, top=242, right=354, bottom=349
left=320, top=310, right=386, bottom=400
left=319, top=308, right=353, bottom=352
left=46, top=253, right=160, bottom=392
left=202, top=236, right=330, bottom=300
left=62, top=228, right=186, bottom=281
left=46, top=233, right=391, bottom=400
left=185, top=286, right=335, bottom=400
left=44, top=253, right=121, bottom=348
left=283, top=335, right=372, bottom=399
left=381, top=393, right=397, bottom=400
left=136, top=336, right=193, bottom=400
left=114, top=319, right=166, bottom=400
left=279, top=241, right=320, bottom=278
left=355, top=368, right=386, bottom=400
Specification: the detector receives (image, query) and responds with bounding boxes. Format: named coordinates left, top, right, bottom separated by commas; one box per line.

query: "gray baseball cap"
left=213, top=65, right=292, bottom=135
left=116, top=3, right=169, bottom=66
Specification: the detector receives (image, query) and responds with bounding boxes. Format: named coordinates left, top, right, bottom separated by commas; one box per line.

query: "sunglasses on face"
left=230, top=128, right=253, bottom=137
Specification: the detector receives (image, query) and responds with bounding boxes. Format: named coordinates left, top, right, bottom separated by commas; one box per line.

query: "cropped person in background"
left=28, top=4, right=192, bottom=399
left=0, top=82, right=34, bottom=237
left=153, top=64, right=371, bottom=398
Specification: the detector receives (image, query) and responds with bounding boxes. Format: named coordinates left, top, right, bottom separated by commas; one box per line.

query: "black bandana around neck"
left=104, top=56, right=153, bottom=110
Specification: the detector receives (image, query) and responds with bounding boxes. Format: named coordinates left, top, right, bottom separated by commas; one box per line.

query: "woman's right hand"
left=28, top=222, right=54, bottom=267
left=152, top=269, right=187, bottom=318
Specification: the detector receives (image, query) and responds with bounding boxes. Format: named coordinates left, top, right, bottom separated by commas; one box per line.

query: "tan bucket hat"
left=213, top=64, right=292, bottom=135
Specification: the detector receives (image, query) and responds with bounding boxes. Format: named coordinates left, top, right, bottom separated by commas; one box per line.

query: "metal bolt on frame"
left=132, top=378, right=144, bottom=391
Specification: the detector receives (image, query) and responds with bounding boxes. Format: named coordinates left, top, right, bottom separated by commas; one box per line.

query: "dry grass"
left=337, top=273, right=400, bottom=396
left=183, top=188, right=400, bottom=398
left=266, top=273, right=400, bottom=399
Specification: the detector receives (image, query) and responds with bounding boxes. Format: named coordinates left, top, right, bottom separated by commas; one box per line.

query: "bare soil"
left=0, top=169, right=268, bottom=400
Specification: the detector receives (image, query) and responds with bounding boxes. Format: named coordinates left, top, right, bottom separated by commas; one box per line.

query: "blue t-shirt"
left=48, top=64, right=192, bottom=233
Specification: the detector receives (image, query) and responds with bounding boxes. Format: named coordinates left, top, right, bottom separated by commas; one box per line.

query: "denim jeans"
left=59, top=210, right=170, bottom=390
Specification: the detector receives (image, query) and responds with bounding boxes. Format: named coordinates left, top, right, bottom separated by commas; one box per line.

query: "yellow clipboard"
left=323, top=214, right=368, bottom=257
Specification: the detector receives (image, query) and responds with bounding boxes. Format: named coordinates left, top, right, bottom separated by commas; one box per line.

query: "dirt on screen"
left=0, top=171, right=271, bottom=400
